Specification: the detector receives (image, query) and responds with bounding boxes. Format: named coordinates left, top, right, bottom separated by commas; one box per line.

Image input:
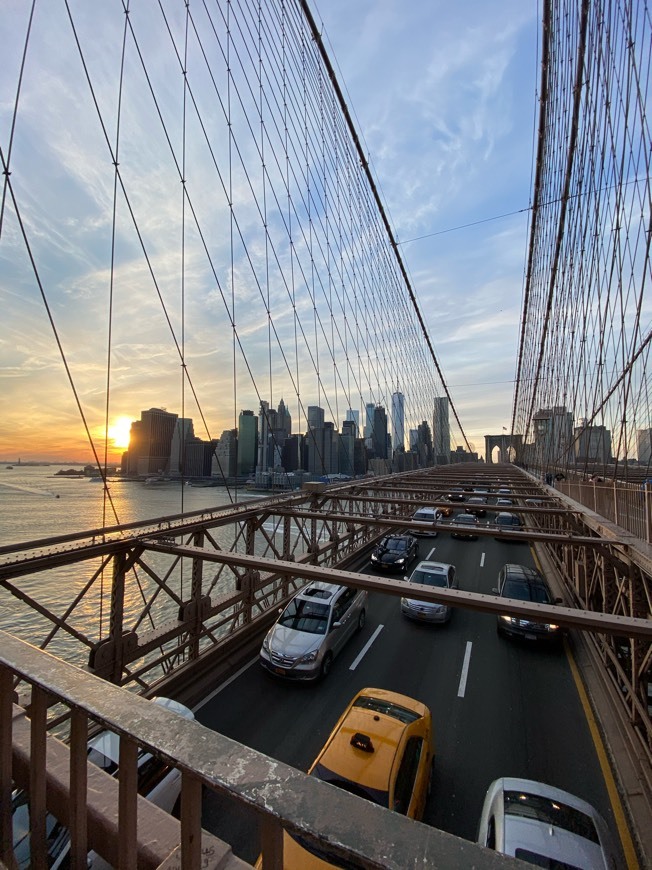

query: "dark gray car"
left=494, top=564, right=563, bottom=643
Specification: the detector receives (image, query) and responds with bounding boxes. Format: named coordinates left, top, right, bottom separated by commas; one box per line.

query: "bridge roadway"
left=192, top=522, right=632, bottom=868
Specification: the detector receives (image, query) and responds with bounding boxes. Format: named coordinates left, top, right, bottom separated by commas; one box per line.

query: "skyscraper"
left=575, top=424, right=612, bottom=465
left=364, top=402, right=375, bottom=441
left=214, top=429, right=238, bottom=478
left=169, top=418, right=195, bottom=476
left=306, top=406, right=329, bottom=475
left=276, top=398, right=292, bottom=438
left=372, top=405, right=388, bottom=459
left=340, top=419, right=356, bottom=475
left=126, top=408, right=178, bottom=476
left=637, top=429, right=652, bottom=464
left=258, top=400, right=270, bottom=471
left=345, top=408, right=360, bottom=437
left=533, top=406, right=575, bottom=466
left=307, top=405, right=325, bottom=429
left=433, top=397, right=450, bottom=464
left=238, top=410, right=258, bottom=475
left=416, top=420, right=433, bottom=468
left=391, top=391, right=405, bottom=452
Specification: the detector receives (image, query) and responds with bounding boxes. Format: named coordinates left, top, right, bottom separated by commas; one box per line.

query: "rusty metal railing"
left=1, top=630, right=522, bottom=870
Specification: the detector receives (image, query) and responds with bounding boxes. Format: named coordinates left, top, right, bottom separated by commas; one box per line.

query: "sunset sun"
left=108, top=417, right=133, bottom=450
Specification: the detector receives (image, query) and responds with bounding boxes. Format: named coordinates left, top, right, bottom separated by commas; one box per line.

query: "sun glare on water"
left=108, top=417, right=133, bottom=450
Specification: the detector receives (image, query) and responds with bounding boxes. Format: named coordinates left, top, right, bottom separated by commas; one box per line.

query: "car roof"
left=502, top=563, right=543, bottom=581
left=296, top=581, right=342, bottom=602
left=455, top=512, right=478, bottom=520
left=311, top=688, right=429, bottom=793
left=411, top=560, right=452, bottom=574
left=495, top=511, right=520, bottom=520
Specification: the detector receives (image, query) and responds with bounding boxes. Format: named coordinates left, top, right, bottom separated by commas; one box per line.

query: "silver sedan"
left=401, top=561, right=457, bottom=623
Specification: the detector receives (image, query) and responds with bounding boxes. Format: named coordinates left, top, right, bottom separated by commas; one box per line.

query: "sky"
left=0, top=0, right=540, bottom=463
left=312, top=0, right=540, bottom=456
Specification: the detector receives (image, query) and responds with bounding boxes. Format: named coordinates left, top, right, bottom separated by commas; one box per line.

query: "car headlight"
left=261, top=635, right=271, bottom=653
left=499, top=615, right=514, bottom=624
left=371, top=553, right=379, bottom=561
left=395, top=557, right=405, bottom=564
left=546, top=624, right=560, bottom=631
left=298, top=650, right=318, bottom=664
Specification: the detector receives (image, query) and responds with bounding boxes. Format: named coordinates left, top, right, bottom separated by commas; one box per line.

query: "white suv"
left=260, top=582, right=367, bottom=680
left=409, top=506, right=443, bottom=536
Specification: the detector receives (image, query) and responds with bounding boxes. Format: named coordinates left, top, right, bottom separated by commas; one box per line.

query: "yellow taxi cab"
left=257, top=687, right=434, bottom=868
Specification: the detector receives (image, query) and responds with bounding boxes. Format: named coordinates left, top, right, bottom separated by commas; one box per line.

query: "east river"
left=0, top=464, right=265, bottom=664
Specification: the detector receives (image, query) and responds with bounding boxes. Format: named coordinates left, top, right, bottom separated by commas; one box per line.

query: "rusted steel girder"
left=142, top=542, right=652, bottom=640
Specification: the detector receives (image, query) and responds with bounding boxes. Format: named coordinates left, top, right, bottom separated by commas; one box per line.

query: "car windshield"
left=504, top=791, right=599, bottom=843
left=410, top=569, right=448, bottom=589
left=382, top=537, right=409, bottom=552
left=353, top=695, right=421, bottom=724
left=279, top=598, right=330, bottom=634
left=503, top=580, right=551, bottom=604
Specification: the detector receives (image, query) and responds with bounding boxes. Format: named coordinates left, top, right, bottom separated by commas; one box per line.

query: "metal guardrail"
left=551, top=473, right=652, bottom=544
left=1, top=630, right=525, bottom=869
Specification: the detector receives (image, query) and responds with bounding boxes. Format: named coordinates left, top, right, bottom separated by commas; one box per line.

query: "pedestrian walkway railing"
left=552, top=473, right=652, bottom=543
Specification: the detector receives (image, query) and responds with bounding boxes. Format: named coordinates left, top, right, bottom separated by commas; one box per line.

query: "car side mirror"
left=332, top=620, right=342, bottom=630
left=491, top=587, right=499, bottom=594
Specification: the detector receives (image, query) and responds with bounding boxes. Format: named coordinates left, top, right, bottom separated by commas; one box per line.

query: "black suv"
left=493, top=564, right=563, bottom=643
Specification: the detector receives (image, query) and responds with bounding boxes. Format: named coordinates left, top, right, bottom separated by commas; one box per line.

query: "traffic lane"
left=196, top=592, right=395, bottom=863
left=434, top=534, right=624, bottom=856
left=375, top=531, right=623, bottom=854
left=196, top=533, right=622, bottom=863
left=197, top=580, right=469, bottom=862
left=196, top=535, right=532, bottom=851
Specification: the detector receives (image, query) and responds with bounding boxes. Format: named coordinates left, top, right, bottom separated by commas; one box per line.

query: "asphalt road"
left=194, top=515, right=625, bottom=866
